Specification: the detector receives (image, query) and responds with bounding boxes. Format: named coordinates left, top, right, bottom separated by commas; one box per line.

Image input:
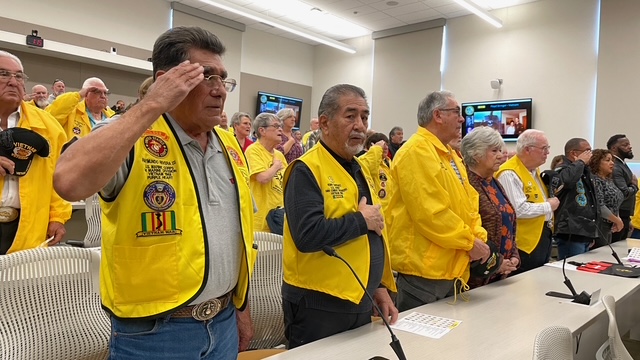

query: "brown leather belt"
left=172, top=292, right=232, bottom=321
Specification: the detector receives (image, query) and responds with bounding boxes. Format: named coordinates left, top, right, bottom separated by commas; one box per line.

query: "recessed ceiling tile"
left=434, top=4, right=467, bottom=14
left=423, top=0, right=456, bottom=8
left=394, top=8, right=441, bottom=22
left=348, top=11, right=391, bottom=23
left=369, top=0, right=418, bottom=11
left=383, top=2, right=430, bottom=16
left=337, top=4, right=379, bottom=16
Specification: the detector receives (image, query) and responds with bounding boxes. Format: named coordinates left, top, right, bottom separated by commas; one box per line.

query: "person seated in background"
left=0, top=50, right=70, bottom=254
left=276, top=108, right=303, bottom=163
left=387, top=90, right=489, bottom=311
left=230, top=111, right=253, bottom=152
left=588, top=149, right=624, bottom=248
left=46, top=77, right=114, bottom=140
left=496, top=130, right=557, bottom=273
left=461, top=127, right=519, bottom=288
left=358, top=132, right=392, bottom=213
left=553, top=138, right=598, bottom=259
left=282, top=84, right=397, bottom=348
left=387, top=126, right=405, bottom=159
left=24, top=84, right=49, bottom=109
left=48, top=79, right=65, bottom=104
left=301, top=117, right=319, bottom=151
left=245, top=113, right=287, bottom=233
left=505, top=120, right=516, bottom=135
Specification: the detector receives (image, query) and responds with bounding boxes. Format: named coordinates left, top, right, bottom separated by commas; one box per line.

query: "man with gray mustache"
left=281, top=84, right=398, bottom=348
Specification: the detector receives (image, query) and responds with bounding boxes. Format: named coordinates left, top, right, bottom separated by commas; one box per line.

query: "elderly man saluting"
left=282, top=84, right=398, bottom=348
left=0, top=51, right=70, bottom=254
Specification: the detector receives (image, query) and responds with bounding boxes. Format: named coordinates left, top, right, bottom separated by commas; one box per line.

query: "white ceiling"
left=169, top=0, right=540, bottom=45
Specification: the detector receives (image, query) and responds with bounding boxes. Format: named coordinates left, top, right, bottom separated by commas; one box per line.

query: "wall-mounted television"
left=256, top=91, right=302, bottom=128
left=462, top=98, right=532, bottom=142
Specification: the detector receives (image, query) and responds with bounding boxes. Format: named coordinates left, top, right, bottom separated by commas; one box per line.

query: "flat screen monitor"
left=461, top=98, right=532, bottom=142
left=256, top=91, right=302, bottom=128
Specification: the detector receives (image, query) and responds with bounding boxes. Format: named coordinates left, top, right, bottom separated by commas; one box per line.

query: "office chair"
left=532, top=325, right=573, bottom=360
left=248, top=232, right=286, bottom=350
left=0, top=247, right=109, bottom=360
left=82, top=193, right=102, bottom=248
left=238, top=349, right=286, bottom=360
left=595, top=295, right=634, bottom=360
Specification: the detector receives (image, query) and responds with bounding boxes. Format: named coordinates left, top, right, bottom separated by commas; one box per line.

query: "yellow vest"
left=358, top=146, right=393, bottom=213
left=282, top=144, right=396, bottom=304
left=100, top=116, right=256, bottom=319
left=46, top=92, right=114, bottom=140
left=631, top=191, right=640, bottom=229
left=496, top=156, right=547, bottom=254
left=5, top=103, right=71, bottom=253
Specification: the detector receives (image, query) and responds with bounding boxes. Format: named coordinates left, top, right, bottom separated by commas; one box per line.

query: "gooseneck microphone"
left=577, top=215, right=623, bottom=265
left=322, top=246, right=407, bottom=360
left=545, top=233, right=591, bottom=305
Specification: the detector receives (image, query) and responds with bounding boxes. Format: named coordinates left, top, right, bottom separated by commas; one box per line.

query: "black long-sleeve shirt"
left=282, top=141, right=385, bottom=313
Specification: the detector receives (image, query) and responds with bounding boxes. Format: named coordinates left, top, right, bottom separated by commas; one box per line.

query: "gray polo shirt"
left=97, top=114, right=241, bottom=305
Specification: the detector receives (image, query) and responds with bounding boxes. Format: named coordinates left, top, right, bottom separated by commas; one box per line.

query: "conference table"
left=266, top=243, right=640, bottom=360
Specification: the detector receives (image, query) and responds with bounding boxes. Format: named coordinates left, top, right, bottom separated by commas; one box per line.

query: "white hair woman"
left=275, top=108, right=303, bottom=162
left=461, top=126, right=520, bottom=287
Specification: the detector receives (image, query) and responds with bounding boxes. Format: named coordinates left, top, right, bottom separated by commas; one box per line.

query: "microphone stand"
left=323, top=246, right=407, bottom=360
left=545, top=233, right=591, bottom=305
left=581, top=215, right=624, bottom=266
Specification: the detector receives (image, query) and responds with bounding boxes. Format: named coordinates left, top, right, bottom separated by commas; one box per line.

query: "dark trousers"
left=0, top=212, right=21, bottom=255
left=511, top=224, right=552, bottom=276
left=282, top=298, right=371, bottom=349
left=395, top=274, right=455, bottom=312
left=612, top=210, right=631, bottom=243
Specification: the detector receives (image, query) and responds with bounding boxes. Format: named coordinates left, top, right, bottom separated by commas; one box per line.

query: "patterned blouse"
left=592, top=175, right=624, bottom=220
left=277, top=133, right=304, bottom=163
left=467, top=170, right=518, bottom=288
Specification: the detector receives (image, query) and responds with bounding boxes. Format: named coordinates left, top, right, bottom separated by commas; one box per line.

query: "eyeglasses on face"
left=203, top=74, right=237, bottom=92
left=0, top=70, right=29, bottom=83
left=439, top=107, right=462, bottom=117
left=530, top=145, right=551, bottom=152
left=90, top=89, right=110, bottom=97
left=263, top=123, right=282, bottom=130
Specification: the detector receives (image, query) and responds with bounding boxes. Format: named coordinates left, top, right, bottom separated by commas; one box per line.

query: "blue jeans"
left=556, top=239, right=591, bottom=260
left=109, top=304, right=237, bottom=360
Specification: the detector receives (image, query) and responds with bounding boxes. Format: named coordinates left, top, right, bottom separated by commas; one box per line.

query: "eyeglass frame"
left=203, top=74, right=237, bottom=92
left=0, top=69, right=29, bottom=83
left=262, top=123, right=282, bottom=130
left=438, top=107, right=462, bottom=117
left=528, top=145, right=551, bottom=152
left=89, top=89, right=111, bottom=97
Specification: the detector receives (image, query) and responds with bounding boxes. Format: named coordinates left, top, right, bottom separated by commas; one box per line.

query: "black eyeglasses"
left=439, top=107, right=462, bottom=116
left=263, top=123, right=282, bottom=130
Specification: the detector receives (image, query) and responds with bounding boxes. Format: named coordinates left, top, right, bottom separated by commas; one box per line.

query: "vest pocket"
left=113, top=241, right=179, bottom=306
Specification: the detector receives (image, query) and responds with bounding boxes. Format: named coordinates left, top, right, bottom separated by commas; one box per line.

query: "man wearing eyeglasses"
left=48, top=79, right=65, bottom=104
left=53, top=27, right=254, bottom=360
left=387, top=90, right=490, bottom=311
left=0, top=51, right=71, bottom=254
left=46, top=77, right=115, bottom=140
left=496, top=130, right=559, bottom=273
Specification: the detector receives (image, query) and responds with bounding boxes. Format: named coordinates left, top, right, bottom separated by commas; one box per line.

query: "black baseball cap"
left=0, top=128, right=50, bottom=177
left=470, top=241, right=503, bottom=278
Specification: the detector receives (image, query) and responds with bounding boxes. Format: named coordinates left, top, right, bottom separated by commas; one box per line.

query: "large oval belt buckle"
left=192, top=298, right=222, bottom=321
left=0, top=207, right=18, bottom=223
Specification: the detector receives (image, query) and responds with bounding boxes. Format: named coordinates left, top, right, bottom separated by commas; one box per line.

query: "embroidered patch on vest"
left=326, top=176, right=346, bottom=199
left=73, top=127, right=81, bottom=135
left=227, top=147, right=244, bottom=166
left=378, top=188, right=387, bottom=199
left=143, top=135, right=169, bottom=158
left=143, top=181, right=176, bottom=211
left=137, top=211, right=183, bottom=237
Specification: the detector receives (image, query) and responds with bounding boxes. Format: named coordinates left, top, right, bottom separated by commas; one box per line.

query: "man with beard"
left=607, top=134, right=638, bottom=242
left=25, top=84, right=49, bottom=109
left=46, top=77, right=114, bottom=140
left=281, top=84, right=398, bottom=348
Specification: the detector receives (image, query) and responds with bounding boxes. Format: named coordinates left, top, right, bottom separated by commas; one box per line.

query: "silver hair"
left=0, top=50, right=24, bottom=71
left=82, top=77, right=106, bottom=89
left=516, top=129, right=546, bottom=155
left=253, top=112, right=279, bottom=139
left=417, top=90, right=455, bottom=127
left=230, top=111, right=250, bottom=128
left=461, top=127, right=504, bottom=168
left=276, top=108, right=295, bottom=122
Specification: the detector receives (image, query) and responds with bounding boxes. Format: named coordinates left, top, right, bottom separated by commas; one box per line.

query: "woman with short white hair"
left=461, top=126, right=520, bottom=287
